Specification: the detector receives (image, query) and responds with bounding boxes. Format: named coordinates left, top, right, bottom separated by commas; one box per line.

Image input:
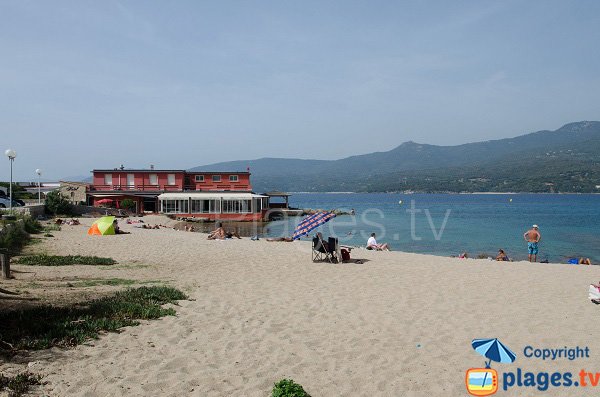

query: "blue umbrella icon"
left=471, top=338, right=516, bottom=388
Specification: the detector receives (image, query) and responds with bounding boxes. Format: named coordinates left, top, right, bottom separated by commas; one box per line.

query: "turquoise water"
left=266, top=193, right=600, bottom=263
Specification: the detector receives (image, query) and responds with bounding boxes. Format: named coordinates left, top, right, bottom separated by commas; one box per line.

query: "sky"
left=1, top=0, right=600, bottom=181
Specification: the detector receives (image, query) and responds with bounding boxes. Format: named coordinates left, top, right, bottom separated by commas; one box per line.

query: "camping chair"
left=312, top=235, right=339, bottom=263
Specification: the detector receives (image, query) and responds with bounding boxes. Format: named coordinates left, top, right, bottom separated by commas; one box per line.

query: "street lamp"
left=4, top=149, right=16, bottom=212
left=36, top=169, right=42, bottom=204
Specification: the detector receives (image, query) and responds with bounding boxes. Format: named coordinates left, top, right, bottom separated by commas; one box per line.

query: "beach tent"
left=292, top=211, right=336, bottom=240
left=87, top=216, right=116, bottom=236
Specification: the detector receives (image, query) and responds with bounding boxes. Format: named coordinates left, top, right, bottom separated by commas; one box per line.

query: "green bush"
left=44, top=190, right=73, bottom=216
left=0, top=372, right=42, bottom=397
left=17, top=254, right=116, bottom=266
left=0, top=222, right=29, bottom=254
left=272, top=379, right=310, bottom=397
left=20, top=215, right=42, bottom=234
left=120, top=199, right=136, bottom=211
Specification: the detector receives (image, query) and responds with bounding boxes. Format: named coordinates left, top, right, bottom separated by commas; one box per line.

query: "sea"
left=264, top=193, right=600, bottom=263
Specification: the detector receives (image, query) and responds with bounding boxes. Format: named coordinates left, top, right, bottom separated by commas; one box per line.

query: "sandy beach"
left=2, top=216, right=600, bottom=396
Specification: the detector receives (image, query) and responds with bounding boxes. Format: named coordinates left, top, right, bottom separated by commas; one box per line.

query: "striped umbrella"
left=292, top=211, right=336, bottom=240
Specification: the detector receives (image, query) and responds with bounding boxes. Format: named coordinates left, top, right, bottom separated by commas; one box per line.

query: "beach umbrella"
left=292, top=211, right=336, bottom=240
left=87, top=216, right=116, bottom=236
left=471, top=338, right=517, bottom=388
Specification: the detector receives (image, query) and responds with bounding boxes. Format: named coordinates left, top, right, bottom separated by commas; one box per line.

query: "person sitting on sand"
left=458, top=252, right=468, bottom=259
left=496, top=249, right=509, bottom=261
left=208, top=226, right=225, bottom=240
left=113, top=219, right=130, bottom=234
left=367, top=233, right=390, bottom=251
left=207, top=222, right=241, bottom=239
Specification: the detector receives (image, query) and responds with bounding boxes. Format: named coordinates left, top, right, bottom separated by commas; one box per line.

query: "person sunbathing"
left=569, top=257, right=592, bottom=265
left=496, top=249, right=509, bottom=261
left=266, top=237, right=294, bottom=242
left=367, top=233, right=390, bottom=251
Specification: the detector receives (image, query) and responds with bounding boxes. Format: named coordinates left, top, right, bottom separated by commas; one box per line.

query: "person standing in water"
left=523, top=224, right=541, bottom=262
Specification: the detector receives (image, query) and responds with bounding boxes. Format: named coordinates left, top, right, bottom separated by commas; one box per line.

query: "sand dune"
left=3, top=216, right=600, bottom=396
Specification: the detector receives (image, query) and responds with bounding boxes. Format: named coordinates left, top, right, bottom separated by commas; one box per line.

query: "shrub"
left=120, top=199, right=136, bottom=211
left=0, top=372, right=42, bottom=397
left=272, top=379, right=310, bottom=397
left=44, top=190, right=73, bottom=216
left=0, top=222, right=29, bottom=254
left=20, top=215, right=42, bottom=234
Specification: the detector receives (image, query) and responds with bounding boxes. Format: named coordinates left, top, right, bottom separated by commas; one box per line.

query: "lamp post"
left=36, top=169, right=42, bottom=204
left=4, top=149, right=16, bottom=212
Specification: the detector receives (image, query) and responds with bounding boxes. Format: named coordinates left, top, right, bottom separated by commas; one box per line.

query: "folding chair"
left=311, top=235, right=339, bottom=263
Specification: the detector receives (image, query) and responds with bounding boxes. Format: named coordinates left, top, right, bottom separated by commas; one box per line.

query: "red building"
left=89, top=168, right=268, bottom=221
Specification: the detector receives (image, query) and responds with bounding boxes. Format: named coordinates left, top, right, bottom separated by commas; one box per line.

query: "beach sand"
left=2, top=216, right=600, bottom=396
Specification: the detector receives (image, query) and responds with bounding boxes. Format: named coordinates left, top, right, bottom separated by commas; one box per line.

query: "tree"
left=45, top=190, right=73, bottom=215
left=120, top=199, right=136, bottom=211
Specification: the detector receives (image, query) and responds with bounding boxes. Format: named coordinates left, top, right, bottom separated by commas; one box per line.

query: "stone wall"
left=0, top=204, right=45, bottom=218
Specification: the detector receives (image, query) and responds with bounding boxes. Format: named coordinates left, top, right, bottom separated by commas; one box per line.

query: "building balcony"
left=91, top=184, right=183, bottom=192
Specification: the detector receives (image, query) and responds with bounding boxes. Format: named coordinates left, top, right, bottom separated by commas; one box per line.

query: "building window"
left=212, top=175, right=221, bottom=182
left=229, top=175, right=238, bottom=182
left=127, top=174, right=134, bottom=187
left=195, top=175, right=205, bottom=182
left=222, top=199, right=252, bottom=213
left=160, top=199, right=189, bottom=214
left=167, top=174, right=175, bottom=185
left=149, top=174, right=158, bottom=186
left=191, top=199, right=221, bottom=213
left=104, top=174, right=112, bottom=186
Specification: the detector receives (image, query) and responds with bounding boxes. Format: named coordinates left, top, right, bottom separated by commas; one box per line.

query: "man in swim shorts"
left=523, top=224, right=541, bottom=262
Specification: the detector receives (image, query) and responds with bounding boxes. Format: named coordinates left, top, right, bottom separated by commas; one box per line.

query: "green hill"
left=190, top=121, right=600, bottom=193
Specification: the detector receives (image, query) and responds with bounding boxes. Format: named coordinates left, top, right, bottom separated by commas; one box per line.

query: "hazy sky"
left=2, top=0, right=600, bottom=180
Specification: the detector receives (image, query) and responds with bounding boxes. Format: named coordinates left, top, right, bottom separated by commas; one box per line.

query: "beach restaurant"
left=158, top=192, right=269, bottom=221
left=87, top=166, right=271, bottom=220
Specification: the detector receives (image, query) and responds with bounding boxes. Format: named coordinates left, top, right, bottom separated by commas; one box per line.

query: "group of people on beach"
left=456, top=225, right=593, bottom=264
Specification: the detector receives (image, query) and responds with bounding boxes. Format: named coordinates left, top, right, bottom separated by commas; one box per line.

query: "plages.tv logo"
left=466, top=338, right=517, bottom=396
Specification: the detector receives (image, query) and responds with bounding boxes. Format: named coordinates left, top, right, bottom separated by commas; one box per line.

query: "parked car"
left=0, top=197, right=23, bottom=208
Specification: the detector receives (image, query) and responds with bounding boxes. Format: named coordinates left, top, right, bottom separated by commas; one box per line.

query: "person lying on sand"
left=569, top=257, right=592, bottom=265
left=267, top=237, right=294, bottom=242
left=496, top=249, right=509, bottom=261
left=367, top=233, right=390, bottom=251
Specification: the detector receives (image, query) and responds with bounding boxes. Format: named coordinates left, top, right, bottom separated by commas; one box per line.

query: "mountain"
left=189, top=121, right=600, bottom=193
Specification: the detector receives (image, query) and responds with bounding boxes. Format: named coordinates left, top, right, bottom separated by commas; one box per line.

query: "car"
left=0, top=196, right=23, bottom=208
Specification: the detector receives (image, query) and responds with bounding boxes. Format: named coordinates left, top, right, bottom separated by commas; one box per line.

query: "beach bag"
left=341, top=248, right=351, bottom=262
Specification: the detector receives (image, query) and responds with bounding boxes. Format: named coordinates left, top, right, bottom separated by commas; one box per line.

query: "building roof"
left=186, top=171, right=250, bottom=175
left=92, top=169, right=186, bottom=173
left=59, top=181, right=90, bottom=186
left=158, top=192, right=267, bottom=200
left=263, top=191, right=291, bottom=196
